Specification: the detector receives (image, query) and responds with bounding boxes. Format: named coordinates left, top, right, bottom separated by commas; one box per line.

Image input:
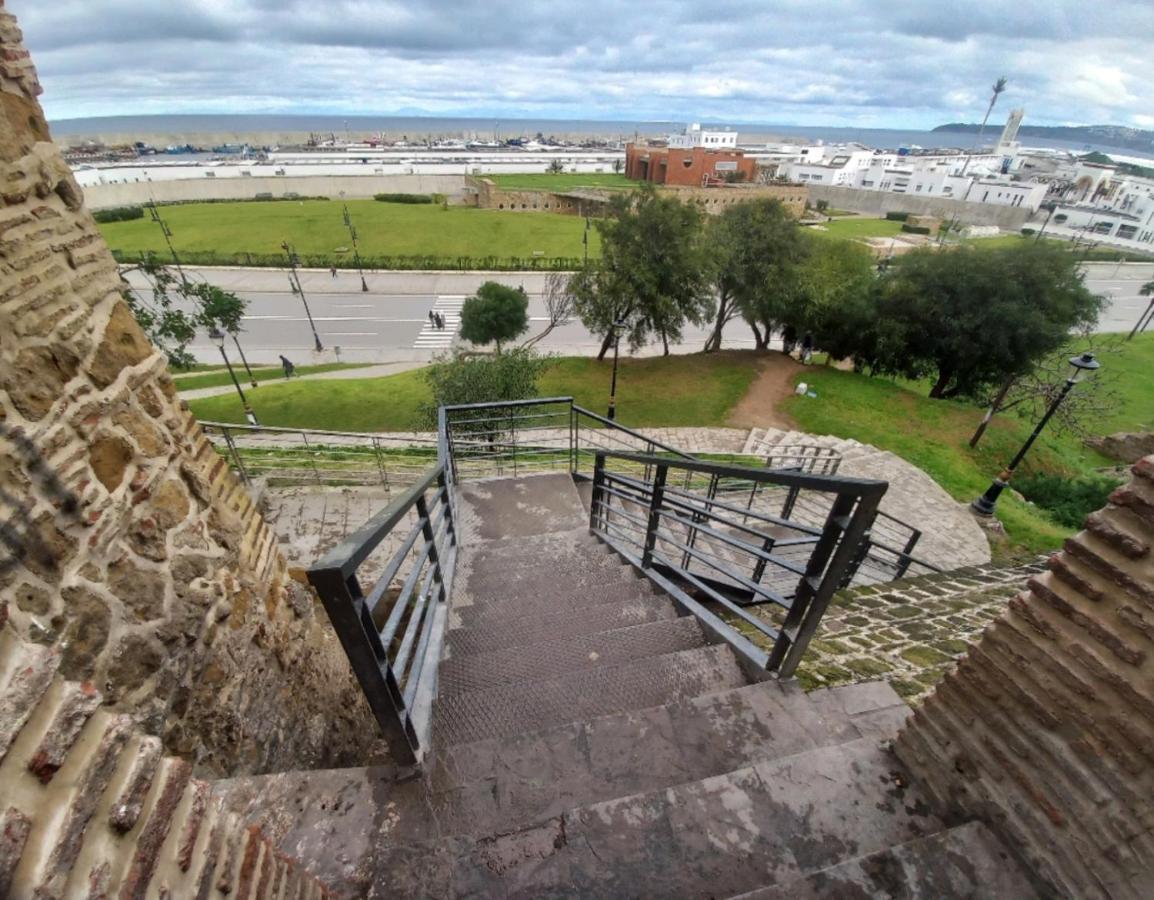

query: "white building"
left=1040, top=171, right=1154, bottom=250
left=667, top=123, right=738, bottom=150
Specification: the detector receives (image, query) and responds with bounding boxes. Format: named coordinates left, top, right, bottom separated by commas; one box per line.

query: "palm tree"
left=960, top=76, right=1009, bottom=176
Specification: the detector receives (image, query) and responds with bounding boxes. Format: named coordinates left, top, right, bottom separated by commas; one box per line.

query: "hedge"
left=373, top=193, right=435, bottom=204
left=110, top=249, right=583, bottom=272
left=901, top=223, right=931, bottom=235
left=884, top=211, right=910, bottom=222
left=93, top=206, right=144, bottom=223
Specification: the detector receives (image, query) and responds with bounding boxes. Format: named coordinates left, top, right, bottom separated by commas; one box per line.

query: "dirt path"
left=726, top=352, right=804, bottom=430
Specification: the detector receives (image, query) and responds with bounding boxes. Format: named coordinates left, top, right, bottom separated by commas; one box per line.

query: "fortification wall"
left=82, top=173, right=466, bottom=209
left=895, top=458, right=1154, bottom=898
left=806, top=184, right=1033, bottom=228
left=0, top=3, right=379, bottom=782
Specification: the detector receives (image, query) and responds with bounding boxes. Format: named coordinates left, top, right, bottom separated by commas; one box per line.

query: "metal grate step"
left=439, top=616, right=707, bottom=696
left=446, top=591, right=678, bottom=657
left=432, top=643, right=747, bottom=746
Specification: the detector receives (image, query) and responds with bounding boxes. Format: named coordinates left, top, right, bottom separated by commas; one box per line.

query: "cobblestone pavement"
left=724, top=560, right=1047, bottom=702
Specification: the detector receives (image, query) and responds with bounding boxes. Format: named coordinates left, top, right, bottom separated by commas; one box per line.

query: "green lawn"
left=804, top=218, right=905, bottom=241
left=171, top=362, right=365, bottom=391
left=187, top=353, right=759, bottom=432
left=98, top=199, right=601, bottom=262
left=487, top=173, right=636, bottom=191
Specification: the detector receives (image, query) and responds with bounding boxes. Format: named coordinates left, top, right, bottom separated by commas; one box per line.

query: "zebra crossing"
left=413, top=295, right=465, bottom=350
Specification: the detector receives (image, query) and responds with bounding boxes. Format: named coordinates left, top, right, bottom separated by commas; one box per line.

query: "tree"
left=120, top=257, right=247, bottom=368
left=421, top=348, right=550, bottom=429
left=960, top=76, right=1008, bottom=176
left=459, top=281, right=529, bottom=353
left=968, top=332, right=1122, bottom=447
left=869, top=243, right=1104, bottom=399
left=793, top=238, right=877, bottom=358
left=571, top=185, right=713, bottom=359
left=521, top=271, right=573, bottom=349
left=706, top=199, right=809, bottom=351
left=547, top=159, right=565, bottom=175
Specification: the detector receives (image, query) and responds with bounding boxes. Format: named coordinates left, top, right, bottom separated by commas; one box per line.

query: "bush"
left=901, top=223, right=931, bottom=235
left=1020, top=227, right=1036, bottom=236
left=110, top=249, right=582, bottom=272
left=93, top=206, right=144, bottom=223
left=884, top=211, right=910, bottom=222
left=373, top=193, right=435, bottom=204
left=421, top=348, right=550, bottom=428
left=1014, top=472, right=1124, bottom=529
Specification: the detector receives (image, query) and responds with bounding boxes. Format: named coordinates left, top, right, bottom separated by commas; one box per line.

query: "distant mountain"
left=933, top=122, right=1154, bottom=154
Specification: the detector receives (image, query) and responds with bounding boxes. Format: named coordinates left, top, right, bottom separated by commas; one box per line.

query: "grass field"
left=98, top=199, right=601, bottom=261
left=171, top=362, right=364, bottom=391
left=187, top=353, right=760, bottom=432
left=487, top=173, right=636, bottom=191
left=804, top=218, right=906, bottom=241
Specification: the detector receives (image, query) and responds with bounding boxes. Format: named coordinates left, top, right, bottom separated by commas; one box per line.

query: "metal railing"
left=304, top=411, right=457, bottom=766
left=201, top=421, right=438, bottom=492
left=587, top=449, right=886, bottom=677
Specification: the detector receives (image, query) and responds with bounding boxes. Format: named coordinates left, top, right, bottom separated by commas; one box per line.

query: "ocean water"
left=47, top=113, right=1138, bottom=156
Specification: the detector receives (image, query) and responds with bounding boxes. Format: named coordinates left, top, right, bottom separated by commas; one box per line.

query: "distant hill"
left=933, top=122, right=1154, bottom=154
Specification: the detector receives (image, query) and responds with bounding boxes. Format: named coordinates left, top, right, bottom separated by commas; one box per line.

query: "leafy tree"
left=459, top=281, right=529, bottom=353
left=869, top=243, right=1104, bottom=399
left=571, top=185, right=713, bottom=359
left=120, top=257, right=247, bottom=369
left=547, top=159, right=565, bottom=174
left=421, top=348, right=550, bottom=429
left=794, top=238, right=877, bottom=358
left=521, top=271, right=573, bottom=349
left=708, top=199, right=809, bottom=351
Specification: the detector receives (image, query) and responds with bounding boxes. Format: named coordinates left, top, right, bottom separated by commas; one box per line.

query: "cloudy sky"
left=10, top=0, right=1153, bottom=129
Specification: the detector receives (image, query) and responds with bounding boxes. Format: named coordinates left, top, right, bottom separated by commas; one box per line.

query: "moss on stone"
left=933, top=639, right=970, bottom=655
left=887, top=605, right=921, bottom=619
left=900, top=645, right=952, bottom=667
left=844, top=656, right=894, bottom=677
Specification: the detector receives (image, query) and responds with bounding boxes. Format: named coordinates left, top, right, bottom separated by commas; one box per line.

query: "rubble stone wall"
left=0, top=2, right=379, bottom=779
left=895, top=458, right=1154, bottom=899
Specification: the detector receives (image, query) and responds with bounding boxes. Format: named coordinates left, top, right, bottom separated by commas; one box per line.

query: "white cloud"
left=7, top=0, right=1153, bottom=131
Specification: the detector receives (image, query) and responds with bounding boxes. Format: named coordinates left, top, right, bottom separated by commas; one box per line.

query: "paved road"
left=123, top=262, right=1154, bottom=366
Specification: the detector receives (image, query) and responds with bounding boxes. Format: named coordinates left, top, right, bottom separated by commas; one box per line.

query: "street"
left=123, top=262, right=1154, bottom=366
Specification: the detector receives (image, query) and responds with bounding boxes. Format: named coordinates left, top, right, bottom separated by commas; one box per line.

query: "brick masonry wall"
left=894, top=457, right=1154, bottom=899
left=0, top=3, right=380, bottom=779
left=0, top=622, right=334, bottom=898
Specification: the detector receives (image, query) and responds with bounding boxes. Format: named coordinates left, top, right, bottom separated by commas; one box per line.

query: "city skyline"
left=11, top=0, right=1154, bottom=131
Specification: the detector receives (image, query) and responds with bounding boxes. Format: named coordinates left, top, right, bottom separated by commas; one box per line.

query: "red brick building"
left=625, top=143, right=759, bottom=186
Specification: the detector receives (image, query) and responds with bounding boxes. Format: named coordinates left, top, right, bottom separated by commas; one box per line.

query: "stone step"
left=464, top=538, right=628, bottom=580
left=212, top=681, right=914, bottom=895
left=446, top=591, right=679, bottom=657
left=439, top=616, right=708, bottom=696
left=432, top=643, right=748, bottom=746
left=370, top=735, right=945, bottom=898
left=728, top=821, right=1040, bottom=899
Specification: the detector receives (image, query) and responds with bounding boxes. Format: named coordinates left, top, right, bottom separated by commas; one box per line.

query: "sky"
left=10, top=0, right=1154, bottom=130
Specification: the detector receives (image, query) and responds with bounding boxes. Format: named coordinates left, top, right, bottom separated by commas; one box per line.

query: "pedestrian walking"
left=428, top=310, right=435, bottom=326
left=329, top=266, right=337, bottom=278
left=435, top=312, right=444, bottom=330
left=782, top=324, right=797, bottom=356
left=279, top=354, right=296, bottom=379
left=800, top=333, right=814, bottom=365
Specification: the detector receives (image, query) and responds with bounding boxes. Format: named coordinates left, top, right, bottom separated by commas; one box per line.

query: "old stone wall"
left=806, top=183, right=1033, bottom=228
left=466, top=176, right=606, bottom=216
left=662, top=183, right=808, bottom=217
left=895, top=457, right=1154, bottom=898
left=0, top=621, right=334, bottom=898
left=83, top=173, right=466, bottom=210
left=0, top=3, right=379, bottom=779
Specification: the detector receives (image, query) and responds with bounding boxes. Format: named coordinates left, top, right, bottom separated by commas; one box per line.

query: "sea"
left=45, top=113, right=1147, bottom=158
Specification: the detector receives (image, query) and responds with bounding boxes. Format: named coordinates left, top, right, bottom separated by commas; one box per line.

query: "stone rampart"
left=0, top=2, right=378, bottom=784
left=895, top=457, right=1154, bottom=898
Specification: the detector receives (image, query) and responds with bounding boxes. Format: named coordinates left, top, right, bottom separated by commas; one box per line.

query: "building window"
left=1092, top=222, right=1113, bottom=234
left=1117, top=225, right=1138, bottom=239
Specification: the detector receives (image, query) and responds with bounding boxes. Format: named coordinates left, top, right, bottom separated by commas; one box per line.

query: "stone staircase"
left=745, top=428, right=991, bottom=574
left=212, top=473, right=1039, bottom=898
left=0, top=627, right=333, bottom=899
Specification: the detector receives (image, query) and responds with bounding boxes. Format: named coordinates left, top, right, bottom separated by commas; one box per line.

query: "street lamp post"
left=607, top=318, right=625, bottom=420
left=281, top=241, right=324, bottom=352
left=971, top=353, right=1100, bottom=517
left=342, top=205, right=370, bottom=292
left=209, top=327, right=259, bottom=427
left=1033, top=203, right=1057, bottom=244
left=583, top=217, right=590, bottom=266
left=231, top=330, right=258, bottom=388
left=1128, top=297, right=1154, bottom=341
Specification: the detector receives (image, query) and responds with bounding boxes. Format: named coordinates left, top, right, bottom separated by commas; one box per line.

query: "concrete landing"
left=457, top=472, right=587, bottom=540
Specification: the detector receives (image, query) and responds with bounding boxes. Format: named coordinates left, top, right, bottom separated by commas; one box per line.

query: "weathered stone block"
left=107, top=555, right=167, bottom=622
left=107, top=633, right=164, bottom=695
left=58, top=584, right=111, bottom=679
left=0, top=806, right=32, bottom=899
left=118, top=759, right=192, bottom=900
left=87, top=300, right=153, bottom=389
left=27, top=679, right=102, bottom=782
left=89, top=433, right=134, bottom=492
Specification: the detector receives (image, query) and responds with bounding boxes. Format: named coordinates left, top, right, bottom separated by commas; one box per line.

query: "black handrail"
left=587, top=448, right=886, bottom=677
